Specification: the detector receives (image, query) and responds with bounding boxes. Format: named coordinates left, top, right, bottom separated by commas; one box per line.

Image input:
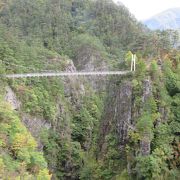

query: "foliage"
left=0, top=100, right=50, bottom=179
left=69, top=33, right=106, bottom=58
left=136, top=112, right=154, bottom=139
left=0, top=0, right=179, bottom=179
left=40, top=129, right=84, bottom=179
left=150, top=60, right=159, bottom=80
left=125, top=51, right=133, bottom=68
left=79, top=153, right=101, bottom=180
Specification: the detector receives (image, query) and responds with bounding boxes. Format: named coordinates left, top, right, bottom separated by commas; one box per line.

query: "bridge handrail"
left=2, top=71, right=132, bottom=78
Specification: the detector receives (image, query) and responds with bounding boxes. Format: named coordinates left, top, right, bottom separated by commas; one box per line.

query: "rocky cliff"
left=4, top=71, right=156, bottom=178
left=99, top=78, right=133, bottom=154
left=3, top=58, right=178, bottom=179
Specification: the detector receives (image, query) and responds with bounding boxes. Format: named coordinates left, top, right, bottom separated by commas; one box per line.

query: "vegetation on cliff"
left=0, top=97, right=51, bottom=179
left=0, top=0, right=179, bottom=179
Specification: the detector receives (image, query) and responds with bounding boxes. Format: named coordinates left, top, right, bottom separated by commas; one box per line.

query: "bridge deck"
left=3, top=71, right=132, bottom=78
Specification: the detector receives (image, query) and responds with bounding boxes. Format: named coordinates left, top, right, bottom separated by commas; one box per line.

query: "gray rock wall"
left=140, top=78, right=152, bottom=156
left=99, top=78, right=134, bottom=154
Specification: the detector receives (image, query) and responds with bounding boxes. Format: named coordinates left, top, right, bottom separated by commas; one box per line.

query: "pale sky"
left=113, top=0, right=180, bottom=20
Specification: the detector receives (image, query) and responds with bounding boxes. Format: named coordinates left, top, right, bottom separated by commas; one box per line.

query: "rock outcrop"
left=4, top=60, right=87, bottom=151
left=99, top=77, right=154, bottom=158
left=140, top=78, right=152, bottom=156
left=4, top=86, right=51, bottom=149
left=63, top=60, right=85, bottom=106
left=99, top=78, right=134, bottom=154
left=142, top=79, right=152, bottom=103
left=73, top=47, right=109, bottom=91
left=22, top=115, right=51, bottom=149
left=5, top=86, right=21, bottom=110
left=115, top=81, right=133, bottom=149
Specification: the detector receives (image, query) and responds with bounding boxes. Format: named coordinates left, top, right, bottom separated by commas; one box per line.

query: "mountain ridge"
left=143, top=7, right=180, bottom=30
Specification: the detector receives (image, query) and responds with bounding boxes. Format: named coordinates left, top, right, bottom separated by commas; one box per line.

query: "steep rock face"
left=5, top=87, right=21, bottom=110
left=22, top=115, right=51, bottom=149
left=99, top=78, right=134, bottom=154
left=4, top=60, right=88, bottom=152
left=99, top=77, right=154, bottom=158
left=73, top=47, right=109, bottom=91
left=142, top=79, right=152, bottom=103
left=63, top=60, right=85, bottom=107
left=74, top=47, right=108, bottom=71
left=115, top=81, right=133, bottom=149
left=4, top=86, right=51, bottom=149
left=140, top=79, right=152, bottom=156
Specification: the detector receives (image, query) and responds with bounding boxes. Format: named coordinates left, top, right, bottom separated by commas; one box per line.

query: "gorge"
left=0, top=0, right=179, bottom=179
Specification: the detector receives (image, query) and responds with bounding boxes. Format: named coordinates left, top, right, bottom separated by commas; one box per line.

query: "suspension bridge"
left=0, top=55, right=136, bottom=78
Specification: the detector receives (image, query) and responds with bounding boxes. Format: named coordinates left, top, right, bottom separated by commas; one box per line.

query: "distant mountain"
left=143, top=8, right=180, bottom=30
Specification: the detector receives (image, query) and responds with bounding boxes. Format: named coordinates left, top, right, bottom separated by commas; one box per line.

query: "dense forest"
left=0, top=0, right=179, bottom=179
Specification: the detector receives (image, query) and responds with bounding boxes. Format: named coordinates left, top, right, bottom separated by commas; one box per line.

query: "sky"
left=113, top=0, right=180, bottom=20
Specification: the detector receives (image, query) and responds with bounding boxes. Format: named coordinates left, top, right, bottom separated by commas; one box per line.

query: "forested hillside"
left=0, top=0, right=179, bottom=179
